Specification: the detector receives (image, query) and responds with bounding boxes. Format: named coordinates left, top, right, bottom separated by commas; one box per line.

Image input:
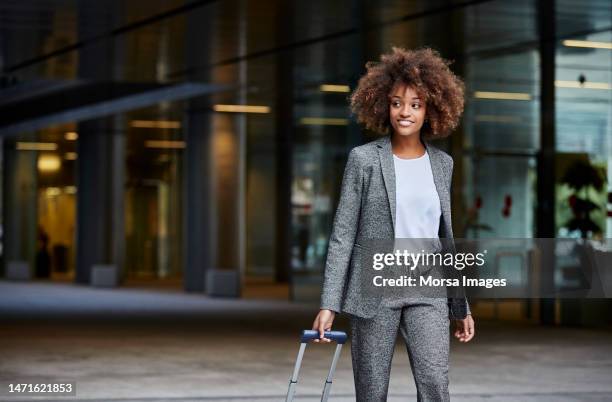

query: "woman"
left=311, top=47, right=475, bottom=402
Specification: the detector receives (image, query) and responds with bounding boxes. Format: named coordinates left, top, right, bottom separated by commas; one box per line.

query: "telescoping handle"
left=300, top=330, right=348, bottom=344
left=285, top=330, right=348, bottom=402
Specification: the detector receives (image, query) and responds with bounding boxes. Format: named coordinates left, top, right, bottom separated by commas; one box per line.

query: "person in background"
left=36, top=225, right=51, bottom=279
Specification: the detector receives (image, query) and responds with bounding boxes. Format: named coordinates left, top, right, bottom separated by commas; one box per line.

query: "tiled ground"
left=1, top=280, right=611, bottom=402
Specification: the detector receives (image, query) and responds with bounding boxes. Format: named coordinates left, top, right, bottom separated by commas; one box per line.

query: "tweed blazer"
left=320, top=134, right=470, bottom=320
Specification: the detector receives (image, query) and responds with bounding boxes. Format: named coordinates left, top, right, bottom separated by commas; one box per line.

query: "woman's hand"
left=454, top=314, right=475, bottom=343
left=312, top=309, right=336, bottom=343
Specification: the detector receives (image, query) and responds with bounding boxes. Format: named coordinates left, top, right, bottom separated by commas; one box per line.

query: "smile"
left=398, top=120, right=414, bottom=127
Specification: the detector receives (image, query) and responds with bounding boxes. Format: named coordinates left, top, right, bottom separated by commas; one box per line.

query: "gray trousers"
left=349, top=297, right=450, bottom=402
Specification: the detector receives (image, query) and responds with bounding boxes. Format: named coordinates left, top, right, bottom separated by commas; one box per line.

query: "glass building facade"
left=0, top=0, right=610, bottom=324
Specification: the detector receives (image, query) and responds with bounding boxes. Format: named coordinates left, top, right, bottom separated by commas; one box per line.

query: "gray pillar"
left=75, top=0, right=125, bottom=285
left=274, top=0, right=294, bottom=285
left=75, top=118, right=125, bottom=284
left=183, top=1, right=246, bottom=295
left=537, top=0, right=556, bottom=325
left=183, top=106, right=213, bottom=292
left=436, top=5, right=468, bottom=238
left=182, top=4, right=215, bottom=292
left=1, top=139, right=38, bottom=278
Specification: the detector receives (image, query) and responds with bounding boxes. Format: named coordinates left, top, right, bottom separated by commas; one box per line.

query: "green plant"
left=560, top=160, right=605, bottom=239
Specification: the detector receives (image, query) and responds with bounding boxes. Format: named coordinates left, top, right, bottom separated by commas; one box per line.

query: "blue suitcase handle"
left=301, top=330, right=348, bottom=344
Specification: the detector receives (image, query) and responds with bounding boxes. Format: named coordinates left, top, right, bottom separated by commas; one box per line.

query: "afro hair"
left=349, top=46, right=465, bottom=139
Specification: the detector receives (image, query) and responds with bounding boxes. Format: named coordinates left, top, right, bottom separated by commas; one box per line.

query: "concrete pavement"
left=1, top=280, right=611, bottom=401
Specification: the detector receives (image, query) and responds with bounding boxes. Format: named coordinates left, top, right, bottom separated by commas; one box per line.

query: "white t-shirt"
left=393, top=150, right=441, bottom=239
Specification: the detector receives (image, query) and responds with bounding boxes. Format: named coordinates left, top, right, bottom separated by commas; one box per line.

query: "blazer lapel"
left=377, top=135, right=451, bottom=238
left=377, top=135, right=396, bottom=232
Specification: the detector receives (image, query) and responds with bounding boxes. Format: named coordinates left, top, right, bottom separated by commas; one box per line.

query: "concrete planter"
left=6, top=261, right=31, bottom=280
left=206, top=269, right=240, bottom=297
left=91, top=264, right=118, bottom=288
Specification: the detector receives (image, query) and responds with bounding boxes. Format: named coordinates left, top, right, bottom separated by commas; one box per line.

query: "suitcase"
left=285, top=330, right=348, bottom=402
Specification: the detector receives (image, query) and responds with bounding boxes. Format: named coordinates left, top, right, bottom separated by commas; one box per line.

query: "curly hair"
left=349, top=46, right=465, bottom=139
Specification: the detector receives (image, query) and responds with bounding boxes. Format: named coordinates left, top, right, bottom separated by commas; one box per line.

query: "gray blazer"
left=320, top=134, right=470, bottom=320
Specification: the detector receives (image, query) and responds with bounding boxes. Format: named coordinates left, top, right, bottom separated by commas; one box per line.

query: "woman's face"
left=388, top=83, right=427, bottom=138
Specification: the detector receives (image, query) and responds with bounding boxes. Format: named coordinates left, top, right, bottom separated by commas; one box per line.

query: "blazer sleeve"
left=320, top=148, right=364, bottom=313
left=447, top=156, right=472, bottom=318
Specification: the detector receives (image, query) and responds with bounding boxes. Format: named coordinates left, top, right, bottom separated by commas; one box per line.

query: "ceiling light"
left=213, top=104, right=270, bottom=113
left=131, top=120, right=182, bottom=129
left=145, top=140, right=186, bottom=149
left=45, top=187, right=61, bottom=197
left=16, top=142, right=58, bottom=151
left=320, top=84, right=350, bottom=92
left=299, top=117, right=349, bottom=126
left=38, top=154, right=61, bottom=172
left=474, top=91, right=531, bottom=101
left=555, top=80, right=611, bottom=90
left=562, top=40, right=612, bottom=50
left=474, top=115, right=522, bottom=123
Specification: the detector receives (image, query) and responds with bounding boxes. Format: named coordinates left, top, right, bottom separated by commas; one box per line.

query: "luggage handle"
left=286, top=330, right=348, bottom=402
left=301, top=330, right=348, bottom=344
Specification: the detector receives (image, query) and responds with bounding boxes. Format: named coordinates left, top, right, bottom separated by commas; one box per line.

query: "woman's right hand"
left=312, top=309, right=336, bottom=343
